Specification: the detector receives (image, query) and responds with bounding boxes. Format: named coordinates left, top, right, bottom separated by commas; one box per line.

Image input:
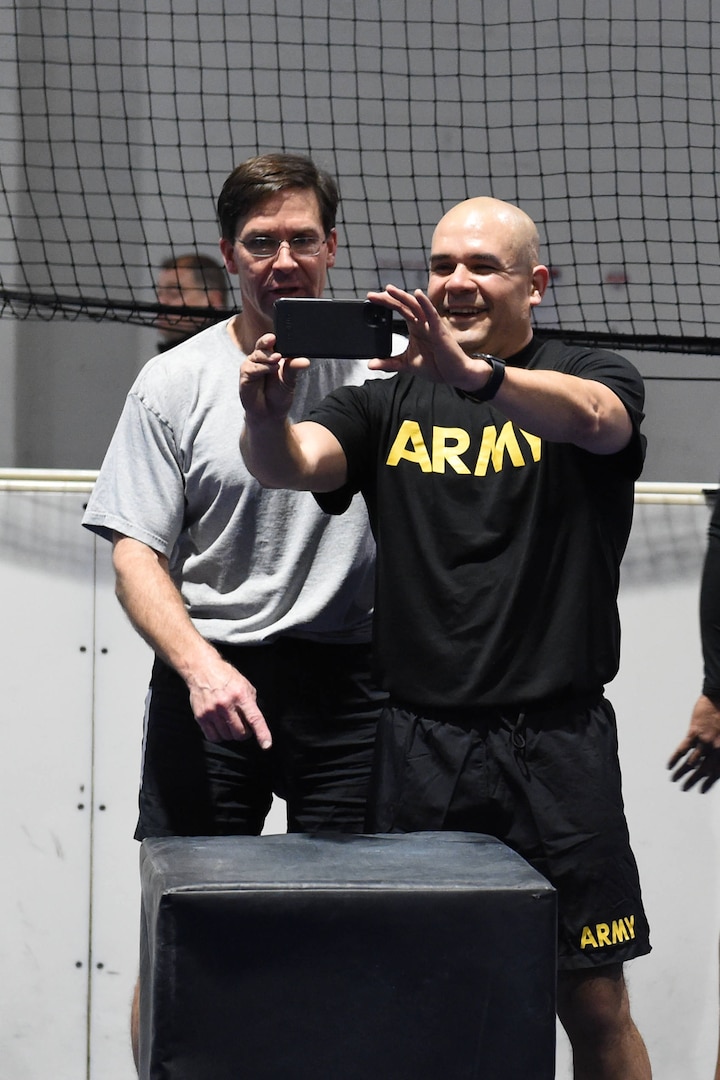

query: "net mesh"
left=1, top=0, right=719, bottom=353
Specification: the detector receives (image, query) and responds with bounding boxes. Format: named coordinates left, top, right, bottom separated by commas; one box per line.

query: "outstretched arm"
left=239, top=332, right=348, bottom=491
left=367, top=285, right=633, bottom=455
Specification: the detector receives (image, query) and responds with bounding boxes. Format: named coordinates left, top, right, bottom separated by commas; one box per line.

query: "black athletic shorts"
left=136, top=638, right=386, bottom=840
left=366, top=696, right=651, bottom=971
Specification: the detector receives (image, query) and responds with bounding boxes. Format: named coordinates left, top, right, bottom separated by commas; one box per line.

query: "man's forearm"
left=239, top=342, right=349, bottom=490
left=240, top=416, right=309, bottom=490
left=112, top=534, right=273, bottom=746
left=490, top=367, right=633, bottom=455
left=112, top=534, right=225, bottom=684
left=241, top=417, right=348, bottom=492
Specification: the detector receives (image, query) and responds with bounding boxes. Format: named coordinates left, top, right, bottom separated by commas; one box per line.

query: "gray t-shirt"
left=82, top=318, right=391, bottom=645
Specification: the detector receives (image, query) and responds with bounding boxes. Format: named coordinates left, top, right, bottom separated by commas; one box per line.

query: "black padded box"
left=139, top=832, right=556, bottom=1079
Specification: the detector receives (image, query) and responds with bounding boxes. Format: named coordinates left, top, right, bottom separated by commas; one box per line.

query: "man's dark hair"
left=160, top=253, right=229, bottom=300
left=217, top=153, right=340, bottom=243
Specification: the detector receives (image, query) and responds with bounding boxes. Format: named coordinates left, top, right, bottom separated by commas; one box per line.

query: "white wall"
left=1, top=486, right=719, bottom=1078
left=0, top=487, right=287, bottom=1080
left=0, top=488, right=145, bottom=1080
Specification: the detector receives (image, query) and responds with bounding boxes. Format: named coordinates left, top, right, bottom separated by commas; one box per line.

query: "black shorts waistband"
left=389, top=692, right=604, bottom=728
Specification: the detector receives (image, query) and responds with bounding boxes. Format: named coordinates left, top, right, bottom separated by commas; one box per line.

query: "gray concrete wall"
left=633, top=349, right=720, bottom=484
left=10, top=321, right=157, bottom=469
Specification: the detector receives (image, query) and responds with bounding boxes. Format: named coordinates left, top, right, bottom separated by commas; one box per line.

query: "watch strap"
left=464, top=354, right=506, bottom=402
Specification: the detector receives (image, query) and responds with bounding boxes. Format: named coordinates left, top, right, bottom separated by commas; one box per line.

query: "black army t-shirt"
left=310, top=337, right=646, bottom=710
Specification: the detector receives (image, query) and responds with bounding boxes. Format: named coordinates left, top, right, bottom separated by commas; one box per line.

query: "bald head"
left=433, top=197, right=541, bottom=273
left=427, top=196, right=548, bottom=358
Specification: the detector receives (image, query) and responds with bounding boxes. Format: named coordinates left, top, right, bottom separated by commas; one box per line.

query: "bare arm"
left=112, top=534, right=271, bottom=747
left=486, top=365, right=632, bottom=455
left=366, top=286, right=633, bottom=455
left=239, top=332, right=349, bottom=491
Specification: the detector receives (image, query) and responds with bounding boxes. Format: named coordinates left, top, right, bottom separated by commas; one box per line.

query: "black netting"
left=1, top=0, right=719, bottom=353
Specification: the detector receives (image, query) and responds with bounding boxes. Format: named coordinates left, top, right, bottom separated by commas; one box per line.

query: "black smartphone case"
left=274, top=298, right=393, bottom=358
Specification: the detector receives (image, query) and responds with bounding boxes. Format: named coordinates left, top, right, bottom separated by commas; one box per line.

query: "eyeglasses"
left=237, top=235, right=327, bottom=259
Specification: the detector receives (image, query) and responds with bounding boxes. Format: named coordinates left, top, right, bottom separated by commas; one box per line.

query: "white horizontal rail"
left=0, top=468, right=98, bottom=492
left=634, top=481, right=717, bottom=505
left=0, top=469, right=717, bottom=503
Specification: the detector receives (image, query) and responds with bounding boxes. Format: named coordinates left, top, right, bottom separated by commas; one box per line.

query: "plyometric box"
left=139, top=832, right=557, bottom=1079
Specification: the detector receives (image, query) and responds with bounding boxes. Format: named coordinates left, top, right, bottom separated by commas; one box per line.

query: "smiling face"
left=427, top=197, right=548, bottom=359
left=219, top=187, right=337, bottom=351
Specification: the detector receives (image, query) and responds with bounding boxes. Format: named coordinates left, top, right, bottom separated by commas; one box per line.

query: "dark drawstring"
left=508, top=711, right=529, bottom=778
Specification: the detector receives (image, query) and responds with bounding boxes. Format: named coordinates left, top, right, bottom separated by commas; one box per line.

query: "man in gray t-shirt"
left=83, top=151, right=391, bottom=1071
left=84, top=154, right=392, bottom=832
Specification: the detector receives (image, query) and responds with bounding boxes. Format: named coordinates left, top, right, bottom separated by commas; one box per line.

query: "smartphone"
left=273, top=298, right=393, bottom=359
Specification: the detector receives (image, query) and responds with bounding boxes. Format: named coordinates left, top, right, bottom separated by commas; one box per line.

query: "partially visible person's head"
left=427, top=196, right=549, bottom=359
left=156, top=253, right=229, bottom=346
left=217, top=153, right=340, bottom=349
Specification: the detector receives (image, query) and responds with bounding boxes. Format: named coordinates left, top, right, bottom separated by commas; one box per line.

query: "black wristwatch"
left=464, top=354, right=506, bottom=402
